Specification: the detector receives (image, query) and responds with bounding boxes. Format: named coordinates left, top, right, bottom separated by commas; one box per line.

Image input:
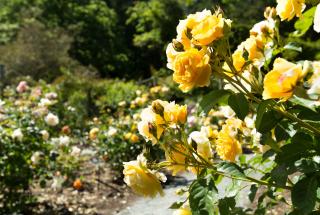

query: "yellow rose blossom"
left=263, top=58, right=303, bottom=100
left=130, top=134, right=140, bottom=143
left=176, top=19, right=192, bottom=50
left=189, top=129, right=213, bottom=161
left=191, top=13, right=225, bottom=46
left=276, top=0, right=306, bottom=21
left=216, top=126, right=242, bottom=162
left=165, top=144, right=188, bottom=176
left=173, top=207, right=192, bottom=215
left=89, top=127, right=99, bottom=140
left=138, top=106, right=165, bottom=144
left=124, top=132, right=132, bottom=140
left=185, top=9, right=212, bottom=29
left=166, top=43, right=180, bottom=70
left=123, top=155, right=164, bottom=198
left=173, top=48, right=211, bottom=92
left=163, top=102, right=188, bottom=125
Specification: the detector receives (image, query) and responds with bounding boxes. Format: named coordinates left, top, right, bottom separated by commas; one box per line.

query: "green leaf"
left=291, top=177, right=318, bottom=214
left=189, top=177, right=218, bottom=215
left=293, top=7, right=317, bottom=37
left=275, top=125, right=290, bottom=142
left=255, top=100, right=282, bottom=133
left=295, top=158, right=320, bottom=174
left=261, top=133, right=281, bottom=152
left=228, top=93, right=249, bottom=120
left=169, top=201, right=184, bottom=209
left=217, top=161, right=246, bottom=179
left=249, top=184, right=258, bottom=202
left=218, top=197, right=236, bottom=215
left=200, top=90, right=232, bottom=113
left=270, top=164, right=288, bottom=187
left=276, top=132, right=314, bottom=164
left=290, top=95, right=319, bottom=112
left=284, top=42, right=302, bottom=52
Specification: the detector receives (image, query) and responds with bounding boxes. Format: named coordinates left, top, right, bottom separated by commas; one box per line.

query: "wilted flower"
left=12, top=128, right=23, bottom=141
left=61, top=125, right=71, bottom=135
left=16, top=81, right=28, bottom=93
left=45, top=113, right=59, bottom=126
left=123, top=154, right=165, bottom=198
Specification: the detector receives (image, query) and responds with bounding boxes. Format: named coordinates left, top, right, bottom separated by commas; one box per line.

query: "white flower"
left=107, top=127, right=117, bottom=137
left=219, top=106, right=236, bottom=118
left=40, top=130, right=50, bottom=140
left=189, top=129, right=213, bottom=160
left=59, top=136, right=70, bottom=146
left=45, top=92, right=58, bottom=100
left=12, top=129, right=23, bottom=141
left=308, top=76, right=320, bottom=95
left=39, top=98, right=53, bottom=107
left=45, top=113, right=59, bottom=126
left=70, top=146, right=81, bottom=156
left=51, top=176, right=64, bottom=191
left=31, top=151, right=42, bottom=165
left=118, top=101, right=126, bottom=107
left=314, top=4, right=320, bottom=33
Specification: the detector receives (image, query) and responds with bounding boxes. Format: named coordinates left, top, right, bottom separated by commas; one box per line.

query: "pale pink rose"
left=16, top=81, right=28, bottom=93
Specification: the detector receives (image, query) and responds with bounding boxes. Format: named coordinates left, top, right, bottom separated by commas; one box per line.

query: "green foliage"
left=189, top=176, right=218, bottom=215
left=227, top=93, right=249, bottom=120
left=0, top=21, right=73, bottom=82
left=200, top=90, right=231, bottom=113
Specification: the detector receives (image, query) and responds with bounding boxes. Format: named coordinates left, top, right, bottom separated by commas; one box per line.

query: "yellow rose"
left=173, top=207, right=192, bottom=215
left=89, top=127, right=99, bottom=140
left=123, top=155, right=164, bottom=198
left=138, top=107, right=165, bottom=144
left=165, top=144, right=188, bottom=176
left=225, top=36, right=264, bottom=74
left=186, top=9, right=212, bottom=29
left=173, top=48, right=211, bottom=92
left=130, top=134, right=140, bottom=143
left=176, top=19, right=192, bottom=50
left=124, top=132, right=132, bottom=140
left=276, top=0, right=306, bottom=21
left=263, top=58, right=303, bottom=100
left=163, top=102, right=188, bottom=125
left=216, top=126, right=242, bottom=162
left=191, top=13, right=225, bottom=46
left=166, top=43, right=180, bottom=70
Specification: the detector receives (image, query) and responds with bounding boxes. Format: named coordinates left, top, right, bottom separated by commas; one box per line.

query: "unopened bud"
left=172, top=39, right=184, bottom=52
left=152, top=101, right=164, bottom=116
left=264, top=7, right=277, bottom=20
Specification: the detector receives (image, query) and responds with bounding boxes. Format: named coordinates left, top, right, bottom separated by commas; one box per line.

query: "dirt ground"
left=31, top=161, right=136, bottom=215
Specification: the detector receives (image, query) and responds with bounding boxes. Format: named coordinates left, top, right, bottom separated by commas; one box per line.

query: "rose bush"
left=124, top=1, right=320, bottom=214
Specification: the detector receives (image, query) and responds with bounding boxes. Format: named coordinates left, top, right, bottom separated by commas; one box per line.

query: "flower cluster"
left=166, top=9, right=231, bottom=92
